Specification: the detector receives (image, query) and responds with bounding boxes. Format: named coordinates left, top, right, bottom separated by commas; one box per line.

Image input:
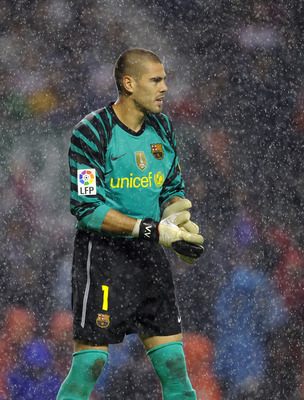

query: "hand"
left=133, top=211, right=204, bottom=264
left=161, top=199, right=203, bottom=263
left=158, top=211, right=203, bottom=248
left=162, top=198, right=199, bottom=233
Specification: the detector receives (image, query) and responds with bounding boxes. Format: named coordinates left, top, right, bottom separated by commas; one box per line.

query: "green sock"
left=147, top=342, right=196, bottom=400
left=56, top=349, right=108, bottom=400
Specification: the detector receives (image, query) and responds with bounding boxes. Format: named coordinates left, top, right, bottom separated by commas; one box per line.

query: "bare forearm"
left=101, top=196, right=183, bottom=236
left=101, top=209, right=137, bottom=236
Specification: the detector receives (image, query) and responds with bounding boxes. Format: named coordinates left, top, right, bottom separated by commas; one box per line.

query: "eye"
left=151, top=77, right=162, bottom=83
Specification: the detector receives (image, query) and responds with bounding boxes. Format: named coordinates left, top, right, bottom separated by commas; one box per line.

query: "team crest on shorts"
left=96, top=313, right=110, bottom=328
left=150, top=143, right=164, bottom=160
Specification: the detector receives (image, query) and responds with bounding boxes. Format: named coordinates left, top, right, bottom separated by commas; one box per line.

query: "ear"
left=122, top=75, right=135, bottom=93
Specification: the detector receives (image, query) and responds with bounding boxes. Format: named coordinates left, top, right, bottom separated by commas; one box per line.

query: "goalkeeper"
left=57, top=48, right=204, bottom=400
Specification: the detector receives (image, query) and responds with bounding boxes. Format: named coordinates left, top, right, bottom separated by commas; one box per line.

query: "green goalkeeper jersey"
left=69, top=104, right=185, bottom=236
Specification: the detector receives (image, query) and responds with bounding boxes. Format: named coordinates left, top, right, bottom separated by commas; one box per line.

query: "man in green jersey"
left=57, top=48, right=204, bottom=400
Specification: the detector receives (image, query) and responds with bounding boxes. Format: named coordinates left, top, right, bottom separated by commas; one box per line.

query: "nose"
left=161, top=80, right=168, bottom=93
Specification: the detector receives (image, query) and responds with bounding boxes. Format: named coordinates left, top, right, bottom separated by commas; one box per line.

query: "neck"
left=112, top=97, right=145, bottom=132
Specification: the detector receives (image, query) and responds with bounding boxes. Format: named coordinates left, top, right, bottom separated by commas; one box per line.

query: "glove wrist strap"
left=131, top=219, right=142, bottom=237
left=139, top=218, right=159, bottom=242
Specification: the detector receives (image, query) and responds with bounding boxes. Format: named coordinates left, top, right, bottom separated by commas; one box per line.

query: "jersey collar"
left=108, top=103, right=146, bottom=136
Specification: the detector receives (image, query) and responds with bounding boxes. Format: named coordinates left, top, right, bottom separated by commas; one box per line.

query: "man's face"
left=132, top=62, right=168, bottom=114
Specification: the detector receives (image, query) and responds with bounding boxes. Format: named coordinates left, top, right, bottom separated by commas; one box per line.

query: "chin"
left=151, top=106, right=163, bottom=114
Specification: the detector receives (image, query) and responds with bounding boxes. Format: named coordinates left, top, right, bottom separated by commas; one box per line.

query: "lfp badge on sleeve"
left=77, top=169, right=97, bottom=195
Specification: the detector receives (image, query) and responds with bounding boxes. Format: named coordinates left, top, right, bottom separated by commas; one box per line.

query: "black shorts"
left=72, top=230, right=181, bottom=345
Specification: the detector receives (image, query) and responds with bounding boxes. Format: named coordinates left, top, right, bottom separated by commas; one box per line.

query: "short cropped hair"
left=114, top=48, right=162, bottom=93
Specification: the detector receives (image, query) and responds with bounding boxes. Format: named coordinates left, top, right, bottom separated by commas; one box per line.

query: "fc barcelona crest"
left=96, top=313, right=110, bottom=328
left=151, top=143, right=164, bottom=160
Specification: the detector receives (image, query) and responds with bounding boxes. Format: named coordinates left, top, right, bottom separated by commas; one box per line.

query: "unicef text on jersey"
left=110, top=171, right=165, bottom=189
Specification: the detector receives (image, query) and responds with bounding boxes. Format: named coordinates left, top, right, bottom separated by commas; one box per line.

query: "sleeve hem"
left=77, top=204, right=112, bottom=232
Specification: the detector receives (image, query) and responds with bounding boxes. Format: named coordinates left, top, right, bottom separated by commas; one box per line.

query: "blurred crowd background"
left=1, top=0, right=304, bottom=399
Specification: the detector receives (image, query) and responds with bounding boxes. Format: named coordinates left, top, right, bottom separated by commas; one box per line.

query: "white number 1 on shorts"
left=102, top=285, right=109, bottom=311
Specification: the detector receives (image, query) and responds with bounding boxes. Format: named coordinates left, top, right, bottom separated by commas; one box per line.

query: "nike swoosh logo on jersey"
left=111, top=153, right=127, bottom=161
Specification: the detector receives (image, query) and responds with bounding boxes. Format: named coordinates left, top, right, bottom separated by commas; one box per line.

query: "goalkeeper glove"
left=161, top=199, right=203, bottom=263
left=161, top=199, right=199, bottom=234
left=132, top=212, right=204, bottom=261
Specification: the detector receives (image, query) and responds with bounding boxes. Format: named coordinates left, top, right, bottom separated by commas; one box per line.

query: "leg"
left=141, top=334, right=197, bottom=400
left=56, top=341, right=108, bottom=400
left=140, top=333, right=183, bottom=351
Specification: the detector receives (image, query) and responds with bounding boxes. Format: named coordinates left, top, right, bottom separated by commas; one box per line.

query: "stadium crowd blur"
left=1, top=0, right=304, bottom=398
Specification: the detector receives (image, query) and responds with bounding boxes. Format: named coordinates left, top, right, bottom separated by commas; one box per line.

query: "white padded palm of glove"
left=158, top=211, right=204, bottom=248
left=161, top=199, right=204, bottom=263
left=161, top=199, right=199, bottom=234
